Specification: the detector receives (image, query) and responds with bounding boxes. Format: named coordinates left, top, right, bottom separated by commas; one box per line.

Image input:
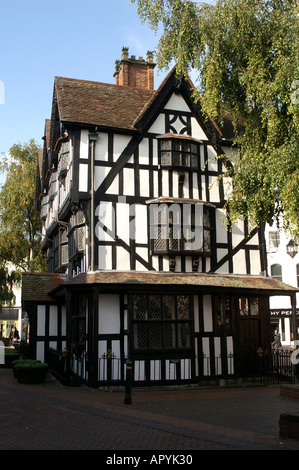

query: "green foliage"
left=0, top=264, right=20, bottom=311
left=132, top=0, right=299, bottom=236
left=0, top=140, right=46, bottom=271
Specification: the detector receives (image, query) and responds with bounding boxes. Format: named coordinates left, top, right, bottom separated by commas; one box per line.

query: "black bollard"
left=124, top=359, right=132, bottom=404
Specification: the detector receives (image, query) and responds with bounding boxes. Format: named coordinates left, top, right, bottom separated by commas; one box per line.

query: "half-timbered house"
left=22, top=48, right=298, bottom=386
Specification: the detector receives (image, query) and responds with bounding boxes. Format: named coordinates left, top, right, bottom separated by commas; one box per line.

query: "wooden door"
left=239, top=317, right=261, bottom=354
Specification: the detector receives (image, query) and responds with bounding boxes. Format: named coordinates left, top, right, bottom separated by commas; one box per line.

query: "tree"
left=0, top=263, right=20, bottom=312
left=132, top=0, right=299, bottom=237
left=0, top=140, right=45, bottom=272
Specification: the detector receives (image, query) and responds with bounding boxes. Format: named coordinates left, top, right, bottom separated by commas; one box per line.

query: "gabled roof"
left=54, top=76, right=154, bottom=130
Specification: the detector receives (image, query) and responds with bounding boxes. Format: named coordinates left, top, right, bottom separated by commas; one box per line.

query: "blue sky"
left=0, top=0, right=165, bottom=160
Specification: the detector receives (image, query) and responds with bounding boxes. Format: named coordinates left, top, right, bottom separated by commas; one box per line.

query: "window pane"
left=163, top=323, right=176, bottom=348
left=134, top=295, right=147, bottom=320
left=178, top=323, right=191, bottom=348
left=271, top=264, right=282, bottom=281
left=239, top=297, right=249, bottom=316
left=177, top=295, right=190, bottom=319
left=269, top=231, right=280, bottom=249
left=173, top=152, right=181, bottom=166
left=149, top=296, right=161, bottom=319
left=134, top=324, right=147, bottom=349
left=148, top=323, right=162, bottom=349
left=162, top=295, right=176, bottom=319
left=161, top=140, right=171, bottom=150
left=173, top=140, right=181, bottom=151
left=250, top=298, right=259, bottom=316
left=191, top=155, right=198, bottom=168
left=161, top=151, right=171, bottom=165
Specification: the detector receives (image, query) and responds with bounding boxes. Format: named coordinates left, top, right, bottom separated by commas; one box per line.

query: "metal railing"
left=48, top=348, right=299, bottom=387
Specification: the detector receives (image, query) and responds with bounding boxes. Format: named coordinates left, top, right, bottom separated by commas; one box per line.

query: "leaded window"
left=150, top=202, right=213, bottom=254
left=239, top=297, right=259, bottom=316
left=215, top=296, right=232, bottom=329
left=132, top=294, right=192, bottom=351
left=159, top=136, right=199, bottom=169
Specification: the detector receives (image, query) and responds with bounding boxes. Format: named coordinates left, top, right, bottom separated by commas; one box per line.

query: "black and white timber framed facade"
left=22, top=48, right=298, bottom=387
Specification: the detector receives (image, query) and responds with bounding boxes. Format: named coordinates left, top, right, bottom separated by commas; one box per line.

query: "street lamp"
left=286, top=240, right=298, bottom=258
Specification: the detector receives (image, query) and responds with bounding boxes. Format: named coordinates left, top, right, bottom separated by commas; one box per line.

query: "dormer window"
left=158, top=135, right=200, bottom=170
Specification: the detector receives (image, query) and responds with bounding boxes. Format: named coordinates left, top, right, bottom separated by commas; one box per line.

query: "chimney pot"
left=114, top=47, right=155, bottom=91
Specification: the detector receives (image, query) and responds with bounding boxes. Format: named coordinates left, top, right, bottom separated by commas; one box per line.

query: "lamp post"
left=124, top=359, right=132, bottom=405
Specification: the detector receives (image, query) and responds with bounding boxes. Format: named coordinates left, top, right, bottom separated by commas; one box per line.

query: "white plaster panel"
left=136, top=247, right=149, bottom=271
left=80, top=130, right=89, bottom=159
left=123, top=168, right=135, bottom=196
left=152, top=141, right=158, bottom=166
left=207, top=145, right=218, bottom=171
left=98, top=295, right=120, bottom=334
left=162, top=170, right=169, bottom=196
left=95, top=133, right=108, bottom=161
left=116, top=246, right=130, bottom=270
left=209, top=176, right=220, bottom=203
left=148, top=114, right=165, bottom=134
left=95, top=201, right=115, bottom=242
left=192, top=173, right=199, bottom=199
left=233, top=250, right=247, bottom=274
left=49, top=305, right=58, bottom=336
left=116, top=202, right=130, bottom=244
left=36, top=342, right=44, bottom=363
left=231, top=221, right=244, bottom=248
left=98, top=245, right=112, bottom=270
left=216, top=210, right=228, bottom=244
left=95, top=166, right=109, bottom=191
left=135, top=204, right=148, bottom=244
left=203, top=295, right=213, bottom=332
left=250, top=250, right=261, bottom=275
left=202, top=337, right=210, bottom=374
left=37, top=305, right=46, bottom=336
left=140, top=169, right=150, bottom=197
left=114, top=134, right=131, bottom=162
left=153, top=171, right=159, bottom=197
left=79, top=164, right=88, bottom=192
left=164, top=93, right=190, bottom=112
left=139, top=138, right=149, bottom=165
left=191, top=117, right=209, bottom=141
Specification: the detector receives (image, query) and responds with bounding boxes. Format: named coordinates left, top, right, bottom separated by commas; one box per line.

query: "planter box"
left=0, top=349, right=20, bottom=368
left=13, top=360, right=48, bottom=384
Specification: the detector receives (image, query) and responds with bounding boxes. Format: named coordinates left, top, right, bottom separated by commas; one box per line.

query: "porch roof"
left=52, top=271, right=297, bottom=296
left=22, top=272, right=66, bottom=302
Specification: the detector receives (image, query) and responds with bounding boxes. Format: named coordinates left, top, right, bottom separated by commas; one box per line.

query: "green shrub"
left=13, top=359, right=48, bottom=384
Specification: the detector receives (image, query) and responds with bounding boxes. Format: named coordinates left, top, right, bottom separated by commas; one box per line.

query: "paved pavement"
left=1, top=367, right=299, bottom=455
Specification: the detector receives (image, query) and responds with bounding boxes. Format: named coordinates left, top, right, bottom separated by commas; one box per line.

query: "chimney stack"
left=114, top=47, right=155, bottom=91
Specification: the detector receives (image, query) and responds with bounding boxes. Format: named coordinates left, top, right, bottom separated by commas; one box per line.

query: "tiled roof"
left=54, top=271, right=297, bottom=295
left=22, top=273, right=66, bottom=302
left=55, top=77, right=154, bottom=130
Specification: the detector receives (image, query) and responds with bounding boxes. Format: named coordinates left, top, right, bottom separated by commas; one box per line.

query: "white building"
left=266, top=223, right=299, bottom=347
